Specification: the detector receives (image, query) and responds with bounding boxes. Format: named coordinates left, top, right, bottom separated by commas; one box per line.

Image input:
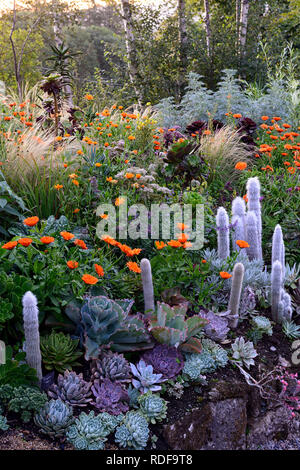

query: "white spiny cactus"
left=231, top=215, right=246, bottom=252
left=272, top=224, right=285, bottom=272
left=228, top=263, right=245, bottom=329
left=246, top=177, right=262, bottom=260
left=22, top=291, right=42, bottom=385
left=271, top=261, right=283, bottom=323
left=245, top=211, right=260, bottom=261
left=216, top=207, right=230, bottom=260
left=141, top=258, right=155, bottom=314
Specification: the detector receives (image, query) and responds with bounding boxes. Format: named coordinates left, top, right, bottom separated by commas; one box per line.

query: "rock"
left=208, top=380, right=248, bottom=401
left=247, top=406, right=293, bottom=448
left=163, top=398, right=247, bottom=450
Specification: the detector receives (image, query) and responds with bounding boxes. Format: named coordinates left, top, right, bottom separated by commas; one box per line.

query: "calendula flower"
left=177, top=233, right=189, bottom=244
left=236, top=240, right=250, bottom=248
left=85, top=94, right=94, bottom=101
left=40, top=236, right=54, bottom=245
left=177, top=223, right=189, bottom=231
left=74, top=239, right=87, bottom=250
left=55, top=136, right=63, bottom=142
left=2, top=241, right=18, bottom=250
left=99, top=213, right=108, bottom=219
left=125, top=173, right=135, bottom=179
left=201, top=259, right=207, bottom=264
left=261, top=116, right=269, bottom=121
left=168, top=240, right=182, bottom=248
left=126, top=261, right=141, bottom=273
left=18, top=238, right=33, bottom=247
left=235, top=162, right=247, bottom=170
left=54, top=184, right=63, bottom=190
left=95, top=163, right=102, bottom=167
left=82, top=274, right=98, bottom=285
left=94, top=264, right=104, bottom=277
left=287, top=167, right=296, bottom=174
left=77, top=150, right=83, bottom=155
left=233, top=113, right=242, bottom=118
left=67, top=260, right=79, bottom=269
left=60, top=231, right=75, bottom=241
left=69, top=173, right=78, bottom=179
left=23, top=216, right=39, bottom=227
left=73, top=208, right=80, bottom=213
left=155, top=241, right=166, bottom=250
left=128, top=135, right=136, bottom=141
left=220, top=271, right=232, bottom=279
left=115, top=197, right=125, bottom=206
left=72, top=179, right=79, bottom=186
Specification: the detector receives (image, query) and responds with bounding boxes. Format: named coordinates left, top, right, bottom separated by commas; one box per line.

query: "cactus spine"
left=141, top=258, right=155, bottom=314
left=272, top=224, right=285, bottom=272
left=22, top=291, right=42, bottom=385
left=245, top=211, right=260, bottom=260
left=216, top=207, right=230, bottom=260
left=246, top=177, right=262, bottom=260
left=228, top=263, right=245, bottom=329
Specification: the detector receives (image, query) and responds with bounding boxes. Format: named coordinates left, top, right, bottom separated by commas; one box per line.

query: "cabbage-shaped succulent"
left=66, top=410, right=121, bottom=450
left=80, top=296, right=153, bottom=359
left=130, top=360, right=165, bottom=393
left=231, top=337, right=258, bottom=368
left=34, top=399, right=74, bottom=438
left=115, top=411, right=149, bottom=450
left=252, top=316, right=273, bottom=336
left=138, top=392, right=167, bottom=424
left=200, top=310, right=229, bottom=342
left=148, top=302, right=207, bottom=353
left=91, top=351, right=131, bottom=384
left=0, top=415, right=9, bottom=431
left=48, top=370, right=92, bottom=407
left=91, top=378, right=129, bottom=415
left=40, top=331, right=82, bottom=373
left=142, top=344, right=184, bottom=380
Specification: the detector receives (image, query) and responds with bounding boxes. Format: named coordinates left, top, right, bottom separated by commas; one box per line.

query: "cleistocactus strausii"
left=231, top=215, right=245, bottom=252
left=246, top=177, right=262, bottom=260
left=22, top=291, right=42, bottom=385
left=216, top=207, right=230, bottom=260
left=278, top=290, right=292, bottom=323
left=228, top=263, right=245, bottom=329
left=271, top=260, right=292, bottom=323
left=272, top=224, right=285, bottom=273
left=140, top=258, right=155, bottom=314
left=245, top=211, right=260, bottom=261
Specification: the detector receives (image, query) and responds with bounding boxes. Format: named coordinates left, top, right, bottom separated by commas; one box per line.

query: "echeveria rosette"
left=138, top=392, right=168, bottom=424
left=231, top=337, right=258, bottom=369
left=115, top=411, right=149, bottom=450
left=141, top=344, right=184, bottom=380
left=130, top=360, right=165, bottom=393
left=91, top=378, right=129, bottom=415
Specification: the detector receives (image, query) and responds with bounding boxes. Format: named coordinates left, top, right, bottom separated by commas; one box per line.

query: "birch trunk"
left=236, top=0, right=241, bottom=52
left=178, top=0, right=188, bottom=97
left=203, top=0, right=212, bottom=59
left=239, top=0, right=250, bottom=57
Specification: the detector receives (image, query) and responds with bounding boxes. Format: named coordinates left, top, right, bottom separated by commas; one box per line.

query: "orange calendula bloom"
left=82, top=274, right=98, bottom=285
left=2, top=241, right=18, bottom=250
left=99, top=213, right=108, bottom=219
left=177, top=233, right=189, bottom=244
left=85, top=94, right=94, bottom=101
left=203, top=130, right=211, bottom=135
left=73, top=208, right=80, bottom=213
left=60, top=231, right=75, bottom=241
left=128, top=135, right=136, bottom=141
left=40, top=236, right=54, bottom=245
left=115, top=197, right=125, bottom=207
left=74, top=239, right=87, bottom=250
left=72, top=179, right=79, bottom=186
left=125, top=173, right=135, bottom=179
left=287, top=167, right=296, bottom=174
left=168, top=240, right=182, bottom=248
left=95, top=163, right=102, bottom=167
left=233, top=113, right=242, bottom=118
left=54, top=184, right=63, bottom=190
left=94, top=264, right=104, bottom=277
left=235, top=162, right=247, bottom=170
left=67, top=260, right=79, bottom=269
left=77, top=150, right=83, bottom=155
left=18, top=238, right=33, bottom=247
left=177, top=223, right=189, bottom=231
left=201, top=259, right=207, bottom=263
left=23, top=216, right=39, bottom=227
left=126, top=261, right=141, bottom=273
left=236, top=240, right=250, bottom=248
left=220, top=271, right=232, bottom=279
left=155, top=241, right=166, bottom=250
left=261, top=116, right=269, bottom=121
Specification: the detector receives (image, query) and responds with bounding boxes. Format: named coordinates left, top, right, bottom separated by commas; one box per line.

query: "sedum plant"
left=66, top=410, right=121, bottom=450
left=91, top=378, right=129, bottom=415
left=115, top=410, right=150, bottom=450
left=34, top=399, right=75, bottom=438
left=0, top=385, right=47, bottom=423
left=90, top=351, right=131, bottom=384
left=130, top=360, right=165, bottom=393
left=48, top=370, right=92, bottom=407
left=231, top=337, right=257, bottom=369
left=138, top=392, right=167, bottom=424
left=40, top=331, right=82, bottom=373
left=141, top=344, right=184, bottom=380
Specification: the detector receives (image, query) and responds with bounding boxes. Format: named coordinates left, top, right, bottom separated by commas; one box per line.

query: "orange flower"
left=104, top=142, right=109, bottom=147
left=115, top=197, right=125, bottom=207
left=177, top=233, right=189, bottom=244
left=82, top=274, right=98, bottom=285
left=236, top=240, right=250, bottom=248
left=74, top=239, right=87, bottom=250
left=60, top=231, right=75, bottom=241
left=125, top=173, right=135, bottom=179
left=155, top=241, right=166, bottom=250
left=261, top=116, right=269, bottom=121
left=235, top=162, right=247, bottom=170
left=177, top=223, right=189, bottom=231
left=126, top=261, right=141, bottom=273
left=72, top=179, right=79, bottom=186
left=95, top=163, right=102, bottom=167
left=203, top=130, right=211, bottom=135
left=2, top=241, right=18, bottom=250
left=233, top=113, right=242, bottom=118
left=23, top=216, right=39, bottom=227
left=287, top=167, right=296, bottom=174
left=40, top=236, right=54, bottom=245
left=220, top=271, right=232, bottom=279
left=128, top=135, right=136, bottom=141
left=99, top=213, right=108, bottom=219
left=201, top=259, right=207, bottom=263
left=54, top=184, right=63, bottom=190
left=67, top=260, right=79, bottom=269
left=84, top=94, right=94, bottom=101
left=168, top=240, right=182, bottom=248
left=77, top=150, right=83, bottom=155
left=73, top=208, right=80, bottom=214
left=18, top=238, right=33, bottom=247
left=94, top=264, right=104, bottom=277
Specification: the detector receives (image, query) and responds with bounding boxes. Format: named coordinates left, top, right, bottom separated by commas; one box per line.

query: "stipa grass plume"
left=198, top=126, right=253, bottom=183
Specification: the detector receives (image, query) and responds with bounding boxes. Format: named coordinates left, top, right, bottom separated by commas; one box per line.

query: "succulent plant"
left=127, top=384, right=140, bottom=408
left=90, top=351, right=131, bottom=384
left=231, top=337, right=257, bottom=369
left=282, top=320, right=300, bottom=340
left=22, top=291, right=43, bottom=385
left=183, top=339, right=228, bottom=383
left=138, top=392, right=167, bottom=424
left=66, top=410, right=121, bottom=450
left=115, top=410, right=150, bottom=450
left=40, top=331, right=82, bottom=373
left=130, top=360, right=165, bottom=393
left=252, top=316, right=273, bottom=336
left=34, top=399, right=74, bottom=438
left=228, top=262, right=245, bottom=329
left=148, top=302, right=206, bottom=354
left=48, top=370, right=92, bottom=407
left=239, top=286, right=256, bottom=319
left=91, top=378, right=129, bottom=415
left=200, top=310, right=229, bottom=342
left=216, top=206, right=230, bottom=260
left=141, top=344, right=184, bottom=380
left=0, top=385, right=47, bottom=423
left=0, top=414, right=9, bottom=431
left=80, top=296, right=153, bottom=360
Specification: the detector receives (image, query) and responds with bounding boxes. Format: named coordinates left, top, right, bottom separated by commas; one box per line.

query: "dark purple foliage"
left=186, top=119, right=224, bottom=137
left=163, top=126, right=185, bottom=148
left=91, top=378, right=129, bottom=415
left=142, top=344, right=184, bottom=380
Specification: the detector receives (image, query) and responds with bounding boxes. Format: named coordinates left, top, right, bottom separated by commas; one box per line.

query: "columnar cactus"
left=278, top=290, right=292, bottom=323
left=272, top=224, right=285, bottom=272
left=271, top=260, right=283, bottom=323
left=22, top=291, right=42, bottom=385
left=232, top=196, right=246, bottom=225
left=216, top=207, right=230, bottom=260
left=231, top=215, right=245, bottom=252
left=228, top=263, right=245, bottom=329
left=246, top=177, right=262, bottom=260
left=245, top=211, right=260, bottom=260
left=140, top=258, right=155, bottom=314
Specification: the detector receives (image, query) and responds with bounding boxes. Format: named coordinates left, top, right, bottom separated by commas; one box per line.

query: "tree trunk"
left=120, top=0, right=143, bottom=104
left=178, top=0, right=188, bottom=98
left=236, top=0, right=241, bottom=52
left=203, top=0, right=212, bottom=59
left=239, top=0, right=250, bottom=58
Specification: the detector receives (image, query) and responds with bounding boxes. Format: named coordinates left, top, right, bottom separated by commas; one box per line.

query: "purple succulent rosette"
left=142, top=344, right=184, bottom=380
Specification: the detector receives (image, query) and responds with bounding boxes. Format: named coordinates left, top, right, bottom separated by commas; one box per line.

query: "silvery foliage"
left=284, top=263, right=300, bottom=288
left=252, top=316, right=273, bottom=336
left=239, top=286, right=256, bottom=320
left=282, top=320, right=300, bottom=340
left=130, top=360, right=165, bottom=393
left=156, top=69, right=294, bottom=130
left=182, top=339, right=228, bottom=383
left=231, top=337, right=258, bottom=369
left=115, top=411, right=150, bottom=450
